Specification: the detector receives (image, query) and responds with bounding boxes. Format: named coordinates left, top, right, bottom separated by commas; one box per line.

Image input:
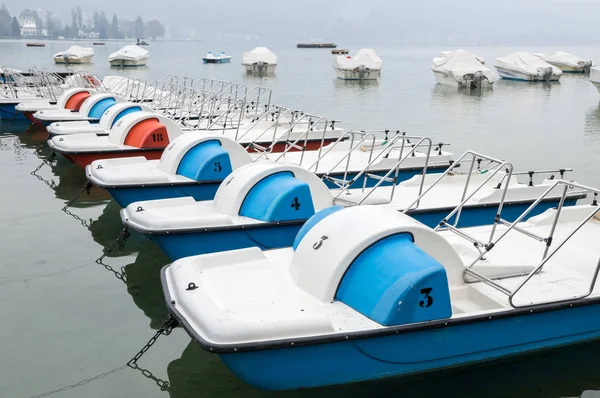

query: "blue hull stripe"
left=218, top=302, right=600, bottom=389
left=0, top=104, right=28, bottom=121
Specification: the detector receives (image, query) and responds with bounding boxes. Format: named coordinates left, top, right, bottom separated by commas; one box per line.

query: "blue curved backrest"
left=293, top=206, right=343, bottom=251
left=239, top=171, right=315, bottom=222
left=336, top=233, right=451, bottom=326
left=176, top=140, right=233, bottom=181
left=88, top=98, right=117, bottom=119
left=111, top=106, right=142, bottom=127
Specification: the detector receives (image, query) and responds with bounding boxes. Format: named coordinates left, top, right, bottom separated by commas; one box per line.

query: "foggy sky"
left=2, top=0, right=600, bottom=44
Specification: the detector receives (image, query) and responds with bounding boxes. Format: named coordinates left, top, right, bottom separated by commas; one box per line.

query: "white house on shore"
left=19, top=10, right=40, bottom=36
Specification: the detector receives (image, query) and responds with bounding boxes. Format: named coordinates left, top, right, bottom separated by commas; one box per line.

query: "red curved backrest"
left=64, top=91, right=91, bottom=111
left=123, top=118, right=169, bottom=148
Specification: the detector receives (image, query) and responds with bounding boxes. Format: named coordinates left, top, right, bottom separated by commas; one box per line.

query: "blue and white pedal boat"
left=34, top=93, right=126, bottom=126
left=121, top=151, right=584, bottom=260
left=162, top=186, right=600, bottom=390
left=46, top=102, right=153, bottom=138
left=202, top=52, right=232, bottom=64
left=87, top=132, right=454, bottom=207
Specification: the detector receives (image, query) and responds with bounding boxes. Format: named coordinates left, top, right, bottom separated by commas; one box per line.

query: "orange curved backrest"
left=64, top=91, right=91, bottom=111
left=124, top=118, right=169, bottom=149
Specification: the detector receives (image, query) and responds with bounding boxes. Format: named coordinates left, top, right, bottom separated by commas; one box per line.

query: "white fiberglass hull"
left=243, top=64, right=277, bottom=75
left=109, top=58, right=148, bottom=67
left=335, top=68, right=380, bottom=81
left=496, top=67, right=561, bottom=82
left=432, top=71, right=494, bottom=88
left=54, top=56, right=93, bottom=64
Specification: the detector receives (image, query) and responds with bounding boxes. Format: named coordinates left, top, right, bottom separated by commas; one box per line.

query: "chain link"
left=95, top=228, right=130, bottom=283
left=30, top=151, right=57, bottom=189
left=127, top=314, right=179, bottom=391
left=62, top=181, right=92, bottom=211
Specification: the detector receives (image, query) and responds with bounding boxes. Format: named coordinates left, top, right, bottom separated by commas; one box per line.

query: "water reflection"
left=122, top=244, right=171, bottom=328
left=89, top=200, right=147, bottom=256
left=431, top=83, right=494, bottom=101
left=333, top=78, right=380, bottom=90
left=23, top=136, right=112, bottom=204
left=584, top=105, right=600, bottom=154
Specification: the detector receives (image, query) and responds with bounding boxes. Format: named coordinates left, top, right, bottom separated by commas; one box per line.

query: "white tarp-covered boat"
left=494, top=52, right=562, bottom=82
left=54, top=46, right=95, bottom=64
left=333, top=49, right=382, bottom=80
left=590, top=67, right=600, bottom=95
left=242, top=47, right=277, bottom=75
left=534, top=51, right=592, bottom=73
left=432, top=50, right=495, bottom=88
left=108, top=45, right=149, bottom=67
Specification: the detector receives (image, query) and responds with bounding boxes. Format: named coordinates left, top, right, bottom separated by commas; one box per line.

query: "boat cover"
left=242, top=47, right=277, bottom=65
left=333, top=49, right=383, bottom=71
left=494, top=52, right=562, bottom=76
left=432, top=50, right=495, bottom=83
left=534, top=51, right=591, bottom=70
left=54, top=46, right=95, bottom=60
left=108, top=45, right=149, bottom=62
left=439, top=50, right=485, bottom=65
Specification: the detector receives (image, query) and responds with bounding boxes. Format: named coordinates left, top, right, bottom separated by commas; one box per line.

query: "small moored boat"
left=15, top=87, right=95, bottom=125
left=590, top=67, right=600, bottom=95
left=26, top=42, right=45, bottom=47
left=494, top=52, right=562, bottom=82
left=333, top=49, right=382, bottom=80
left=242, top=47, right=277, bottom=75
left=162, top=179, right=600, bottom=390
left=46, top=102, right=152, bottom=138
left=203, top=52, right=232, bottom=64
left=34, top=93, right=125, bottom=126
left=432, top=50, right=495, bottom=88
left=53, top=46, right=95, bottom=64
left=47, top=111, right=183, bottom=168
left=534, top=51, right=592, bottom=73
left=109, top=45, right=149, bottom=67
left=86, top=131, right=454, bottom=207
left=331, top=49, right=349, bottom=55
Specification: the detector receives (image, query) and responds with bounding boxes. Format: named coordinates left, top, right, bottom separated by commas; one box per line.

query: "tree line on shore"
left=0, top=4, right=165, bottom=39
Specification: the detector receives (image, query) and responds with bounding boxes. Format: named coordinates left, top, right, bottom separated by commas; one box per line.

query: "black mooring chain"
left=30, top=151, right=57, bottom=187
left=95, top=228, right=130, bottom=283
left=62, top=181, right=92, bottom=211
left=127, top=314, right=179, bottom=391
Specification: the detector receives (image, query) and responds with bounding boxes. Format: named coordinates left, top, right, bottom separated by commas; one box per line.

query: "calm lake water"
left=2, top=38, right=600, bottom=398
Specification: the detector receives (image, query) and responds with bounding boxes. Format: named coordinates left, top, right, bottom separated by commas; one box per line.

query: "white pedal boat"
left=58, top=109, right=345, bottom=155
left=120, top=152, right=583, bottom=261
left=432, top=50, right=495, bottom=88
left=5, top=88, right=93, bottom=122
left=86, top=132, right=454, bottom=207
left=534, top=51, right=592, bottom=73
left=494, top=52, right=562, bottom=82
left=242, top=47, right=277, bottom=75
left=48, top=111, right=184, bottom=168
left=203, top=52, right=232, bottom=64
left=162, top=194, right=600, bottom=389
left=34, top=93, right=126, bottom=126
left=46, top=102, right=154, bottom=138
left=333, top=49, right=382, bottom=80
